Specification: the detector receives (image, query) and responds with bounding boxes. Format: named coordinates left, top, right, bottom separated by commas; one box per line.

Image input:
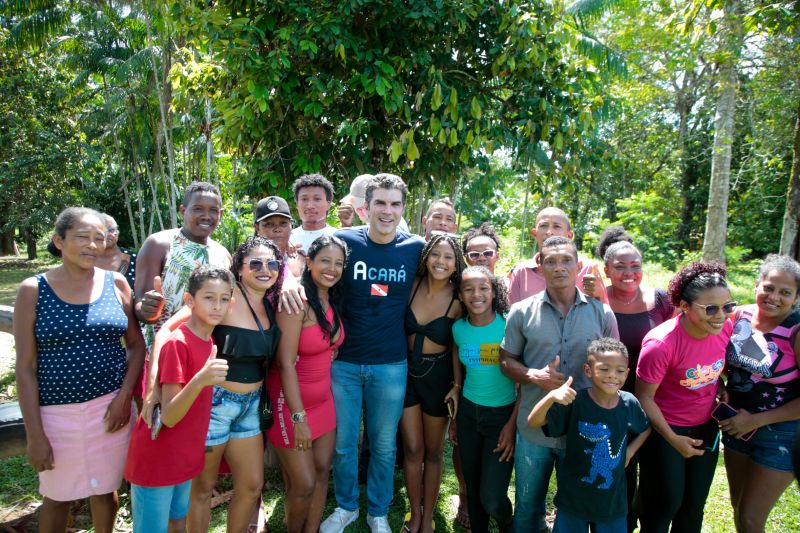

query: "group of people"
left=12, top=172, right=800, bottom=533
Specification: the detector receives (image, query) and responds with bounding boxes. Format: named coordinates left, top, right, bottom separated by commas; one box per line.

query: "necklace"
left=612, top=287, right=640, bottom=306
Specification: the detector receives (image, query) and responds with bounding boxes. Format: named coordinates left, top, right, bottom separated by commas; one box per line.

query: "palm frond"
left=7, top=6, right=68, bottom=49
left=0, top=0, right=59, bottom=17
left=565, top=0, right=637, bottom=22
left=573, top=33, right=628, bottom=77
left=115, top=45, right=156, bottom=83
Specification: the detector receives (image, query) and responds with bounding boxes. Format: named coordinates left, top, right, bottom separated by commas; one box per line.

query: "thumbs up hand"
left=550, top=376, right=576, bottom=405
left=582, top=265, right=602, bottom=299
left=527, top=355, right=566, bottom=391
left=196, top=345, right=228, bottom=387
left=140, top=275, right=166, bottom=321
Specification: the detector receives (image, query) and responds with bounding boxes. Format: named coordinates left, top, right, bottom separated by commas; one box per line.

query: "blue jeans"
left=553, top=509, right=626, bottom=533
left=513, top=434, right=564, bottom=533
left=331, top=360, right=407, bottom=517
left=130, top=480, right=191, bottom=533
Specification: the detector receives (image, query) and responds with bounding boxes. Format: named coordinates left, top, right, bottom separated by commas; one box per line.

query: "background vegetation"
left=0, top=0, right=798, bottom=265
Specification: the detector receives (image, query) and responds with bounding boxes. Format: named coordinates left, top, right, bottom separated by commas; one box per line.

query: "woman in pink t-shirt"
left=635, top=262, right=734, bottom=533
left=722, top=254, right=800, bottom=532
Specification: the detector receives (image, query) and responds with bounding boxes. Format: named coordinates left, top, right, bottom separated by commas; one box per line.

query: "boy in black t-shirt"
left=528, top=338, right=650, bottom=533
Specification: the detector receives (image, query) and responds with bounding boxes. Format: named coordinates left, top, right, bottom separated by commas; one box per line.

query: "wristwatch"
left=291, top=410, right=307, bottom=424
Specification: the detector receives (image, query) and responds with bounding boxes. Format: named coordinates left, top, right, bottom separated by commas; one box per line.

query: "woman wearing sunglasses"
left=635, top=262, right=734, bottom=532
left=722, top=254, right=800, bottom=533
left=150, top=236, right=283, bottom=531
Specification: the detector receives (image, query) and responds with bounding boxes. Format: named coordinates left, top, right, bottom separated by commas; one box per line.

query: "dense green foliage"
left=0, top=1, right=798, bottom=265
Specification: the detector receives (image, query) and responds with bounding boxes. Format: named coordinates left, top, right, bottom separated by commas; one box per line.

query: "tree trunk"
left=0, top=228, right=16, bottom=256
left=779, top=100, right=800, bottom=259
left=25, top=228, right=37, bottom=260
left=702, top=0, right=742, bottom=265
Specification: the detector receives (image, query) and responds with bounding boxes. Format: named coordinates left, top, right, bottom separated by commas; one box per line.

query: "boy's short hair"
left=183, top=181, right=221, bottom=205
left=292, top=173, right=335, bottom=202
left=462, top=222, right=500, bottom=254
left=426, top=197, right=455, bottom=216
left=587, top=337, right=628, bottom=360
left=187, top=265, right=235, bottom=296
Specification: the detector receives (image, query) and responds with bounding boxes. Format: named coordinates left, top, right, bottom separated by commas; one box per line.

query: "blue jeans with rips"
left=331, top=360, right=407, bottom=517
left=513, top=433, right=564, bottom=533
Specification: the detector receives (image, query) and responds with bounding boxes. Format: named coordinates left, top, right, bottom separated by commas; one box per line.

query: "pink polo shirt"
left=507, top=253, right=609, bottom=304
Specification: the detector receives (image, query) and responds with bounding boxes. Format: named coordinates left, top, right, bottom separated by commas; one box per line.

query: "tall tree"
left=702, top=0, right=743, bottom=264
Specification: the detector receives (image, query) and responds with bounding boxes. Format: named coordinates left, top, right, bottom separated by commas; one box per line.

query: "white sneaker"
left=320, top=507, right=359, bottom=533
left=366, top=514, right=391, bottom=533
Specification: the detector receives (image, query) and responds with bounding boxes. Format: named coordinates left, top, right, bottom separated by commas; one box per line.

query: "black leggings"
left=456, top=397, right=514, bottom=533
left=636, top=421, right=719, bottom=533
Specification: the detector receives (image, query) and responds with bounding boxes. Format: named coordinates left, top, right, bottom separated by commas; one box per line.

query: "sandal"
left=402, top=512, right=416, bottom=533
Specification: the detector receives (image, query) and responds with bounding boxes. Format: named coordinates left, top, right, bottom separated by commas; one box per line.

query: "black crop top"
left=404, top=281, right=457, bottom=365
left=211, top=304, right=281, bottom=384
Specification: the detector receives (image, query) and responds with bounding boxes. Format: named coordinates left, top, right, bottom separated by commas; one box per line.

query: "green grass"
left=0, top=253, right=59, bottom=306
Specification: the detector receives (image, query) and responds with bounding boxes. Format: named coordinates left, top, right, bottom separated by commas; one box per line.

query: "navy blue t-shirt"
left=544, top=389, right=649, bottom=522
left=335, top=227, right=424, bottom=364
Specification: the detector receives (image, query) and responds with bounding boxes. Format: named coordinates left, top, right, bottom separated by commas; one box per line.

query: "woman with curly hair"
left=267, top=235, right=348, bottom=533
left=451, top=266, right=517, bottom=533
left=401, top=233, right=465, bottom=533
left=596, top=227, right=674, bottom=531
left=722, top=254, right=800, bottom=532
left=635, top=262, right=735, bottom=532
left=149, top=236, right=283, bottom=532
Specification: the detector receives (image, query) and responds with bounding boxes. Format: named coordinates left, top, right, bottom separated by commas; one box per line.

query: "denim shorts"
left=206, top=385, right=262, bottom=446
left=723, top=419, right=798, bottom=472
left=131, top=480, right=191, bottom=532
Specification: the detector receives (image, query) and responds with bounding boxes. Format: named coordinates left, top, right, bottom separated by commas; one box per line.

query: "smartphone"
left=150, top=404, right=163, bottom=440
left=712, top=402, right=756, bottom=441
left=446, top=399, right=455, bottom=419
left=687, top=422, right=720, bottom=452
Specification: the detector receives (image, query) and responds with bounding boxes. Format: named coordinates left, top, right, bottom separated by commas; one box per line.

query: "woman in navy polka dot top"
left=13, top=207, right=146, bottom=532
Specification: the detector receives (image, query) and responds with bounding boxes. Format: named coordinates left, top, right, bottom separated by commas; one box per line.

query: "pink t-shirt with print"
left=637, top=315, right=732, bottom=426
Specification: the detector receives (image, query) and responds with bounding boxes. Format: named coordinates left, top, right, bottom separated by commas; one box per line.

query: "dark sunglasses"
left=691, top=301, right=737, bottom=316
left=248, top=258, right=281, bottom=272
left=466, top=249, right=497, bottom=261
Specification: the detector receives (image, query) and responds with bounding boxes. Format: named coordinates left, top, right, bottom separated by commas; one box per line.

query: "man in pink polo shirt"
left=507, top=207, right=607, bottom=305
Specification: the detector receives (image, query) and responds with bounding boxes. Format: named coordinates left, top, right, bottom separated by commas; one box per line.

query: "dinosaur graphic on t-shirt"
left=579, top=421, right=626, bottom=489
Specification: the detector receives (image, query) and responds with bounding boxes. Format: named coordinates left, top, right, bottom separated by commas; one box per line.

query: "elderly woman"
left=96, top=213, right=137, bottom=292
left=14, top=207, right=145, bottom=533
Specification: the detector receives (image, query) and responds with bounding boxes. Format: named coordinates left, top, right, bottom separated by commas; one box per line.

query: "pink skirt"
left=38, top=390, right=134, bottom=501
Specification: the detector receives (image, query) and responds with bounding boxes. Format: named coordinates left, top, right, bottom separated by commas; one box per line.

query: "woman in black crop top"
left=150, top=236, right=282, bottom=532
left=400, top=234, right=465, bottom=533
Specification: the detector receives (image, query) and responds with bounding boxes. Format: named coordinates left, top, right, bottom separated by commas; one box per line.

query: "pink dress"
left=267, top=308, right=344, bottom=448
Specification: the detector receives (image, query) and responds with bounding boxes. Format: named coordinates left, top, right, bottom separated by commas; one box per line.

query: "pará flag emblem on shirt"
left=370, top=284, right=389, bottom=297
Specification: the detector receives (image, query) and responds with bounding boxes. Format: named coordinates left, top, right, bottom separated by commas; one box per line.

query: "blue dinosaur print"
left=578, top=421, right=626, bottom=489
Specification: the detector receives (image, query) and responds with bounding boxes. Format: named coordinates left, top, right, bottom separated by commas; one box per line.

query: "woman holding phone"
left=722, top=254, right=800, bottom=532
left=635, top=262, right=734, bottom=532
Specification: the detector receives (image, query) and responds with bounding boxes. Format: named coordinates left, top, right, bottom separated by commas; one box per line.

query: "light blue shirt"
left=453, top=313, right=516, bottom=407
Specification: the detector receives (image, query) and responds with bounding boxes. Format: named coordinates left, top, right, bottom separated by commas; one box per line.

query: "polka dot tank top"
left=35, top=271, right=128, bottom=406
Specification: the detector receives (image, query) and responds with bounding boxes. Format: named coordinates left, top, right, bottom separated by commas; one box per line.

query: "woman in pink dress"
left=268, top=235, right=347, bottom=533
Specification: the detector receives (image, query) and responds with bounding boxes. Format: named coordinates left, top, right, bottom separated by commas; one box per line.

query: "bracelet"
left=452, top=383, right=462, bottom=389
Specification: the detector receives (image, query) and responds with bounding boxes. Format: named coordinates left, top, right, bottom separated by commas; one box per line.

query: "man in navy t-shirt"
left=321, top=174, right=424, bottom=533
